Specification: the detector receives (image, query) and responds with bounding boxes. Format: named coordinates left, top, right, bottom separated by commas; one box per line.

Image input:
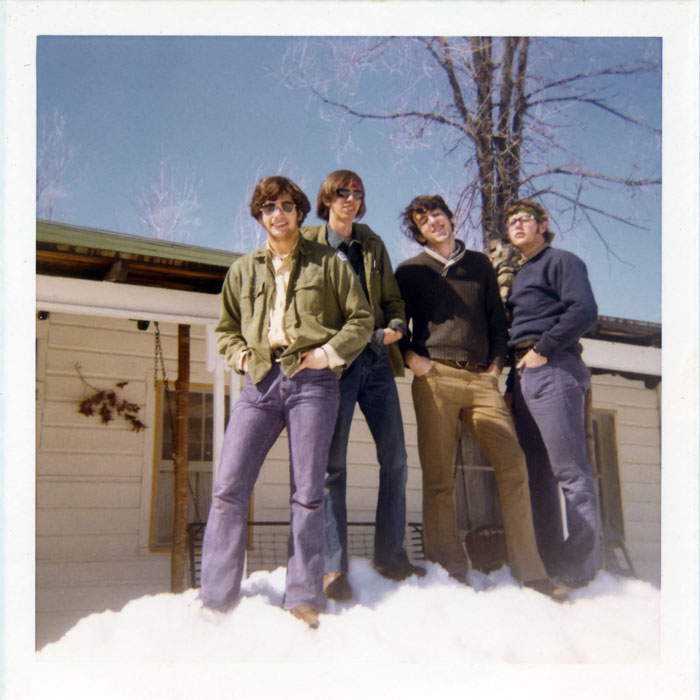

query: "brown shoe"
left=373, top=560, right=427, bottom=582
left=324, top=572, right=353, bottom=601
left=523, top=578, right=569, bottom=603
left=290, top=605, right=320, bottom=629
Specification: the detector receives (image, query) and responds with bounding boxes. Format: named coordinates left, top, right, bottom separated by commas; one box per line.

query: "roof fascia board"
left=37, top=274, right=221, bottom=326
left=37, top=220, right=239, bottom=268
left=582, top=338, right=661, bottom=377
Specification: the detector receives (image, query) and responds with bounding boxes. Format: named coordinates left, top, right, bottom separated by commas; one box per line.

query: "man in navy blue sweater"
left=505, top=199, right=601, bottom=588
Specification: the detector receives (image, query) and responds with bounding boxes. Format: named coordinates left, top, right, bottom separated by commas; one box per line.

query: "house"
left=35, top=220, right=662, bottom=649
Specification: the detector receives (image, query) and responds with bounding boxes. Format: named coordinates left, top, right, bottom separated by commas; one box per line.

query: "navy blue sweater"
left=507, top=246, right=598, bottom=357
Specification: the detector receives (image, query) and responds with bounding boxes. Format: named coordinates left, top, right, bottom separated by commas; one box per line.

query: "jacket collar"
left=302, top=221, right=376, bottom=248
left=327, top=222, right=363, bottom=250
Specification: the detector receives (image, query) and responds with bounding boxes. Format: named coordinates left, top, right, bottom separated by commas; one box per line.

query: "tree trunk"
left=469, top=37, right=497, bottom=249
left=171, top=324, right=190, bottom=593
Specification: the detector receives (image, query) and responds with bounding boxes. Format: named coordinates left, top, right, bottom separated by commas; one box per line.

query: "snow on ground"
left=21, top=559, right=661, bottom=699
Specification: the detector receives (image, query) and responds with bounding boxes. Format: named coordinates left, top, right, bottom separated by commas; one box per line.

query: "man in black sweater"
left=395, top=195, right=562, bottom=598
left=505, top=199, right=600, bottom=588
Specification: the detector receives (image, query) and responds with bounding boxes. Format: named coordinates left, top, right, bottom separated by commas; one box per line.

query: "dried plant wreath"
left=75, top=363, right=146, bottom=432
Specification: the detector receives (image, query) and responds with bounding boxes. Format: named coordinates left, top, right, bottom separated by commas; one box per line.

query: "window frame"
left=149, top=380, right=230, bottom=551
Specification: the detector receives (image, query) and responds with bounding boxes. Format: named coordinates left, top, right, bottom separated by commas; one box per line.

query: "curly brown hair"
left=400, top=194, right=454, bottom=244
left=249, top=176, right=311, bottom=223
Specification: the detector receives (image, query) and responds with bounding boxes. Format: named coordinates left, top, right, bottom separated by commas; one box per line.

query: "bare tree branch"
left=132, top=157, right=202, bottom=241
left=529, top=96, right=661, bottom=132
left=520, top=166, right=661, bottom=189
left=527, top=63, right=658, bottom=98
left=280, top=36, right=661, bottom=257
left=37, top=110, right=75, bottom=220
left=304, top=81, right=470, bottom=136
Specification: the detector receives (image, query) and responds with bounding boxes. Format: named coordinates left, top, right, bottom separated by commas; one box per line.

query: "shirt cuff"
left=388, top=319, right=408, bottom=338
left=235, top=348, right=248, bottom=373
left=321, top=343, right=345, bottom=369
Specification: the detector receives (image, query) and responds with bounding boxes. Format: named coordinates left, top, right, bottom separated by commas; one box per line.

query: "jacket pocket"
left=240, top=281, right=266, bottom=337
left=293, top=275, right=325, bottom=321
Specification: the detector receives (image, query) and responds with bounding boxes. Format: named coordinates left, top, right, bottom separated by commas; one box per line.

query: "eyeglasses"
left=336, top=188, right=365, bottom=200
left=507, top=214, right=537, bottom=227
left=261, top=201, right=296, bottom=216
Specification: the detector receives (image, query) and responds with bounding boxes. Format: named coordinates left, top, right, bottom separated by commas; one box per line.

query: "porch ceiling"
left=37, top=220, right=238, bottom=294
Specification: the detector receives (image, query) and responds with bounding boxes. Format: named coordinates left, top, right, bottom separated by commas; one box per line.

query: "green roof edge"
left=37, top=220, right=240, bottom=268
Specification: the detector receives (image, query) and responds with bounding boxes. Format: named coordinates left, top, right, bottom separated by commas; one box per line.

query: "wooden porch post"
left=171, top=324, right=190, bottom=593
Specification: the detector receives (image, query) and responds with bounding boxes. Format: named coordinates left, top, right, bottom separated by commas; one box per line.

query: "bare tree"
left=133, top=157, right=202, bottom=241
left=281, top=37, right=661, bottom=260
left=37, top=110, right=74, bottom=220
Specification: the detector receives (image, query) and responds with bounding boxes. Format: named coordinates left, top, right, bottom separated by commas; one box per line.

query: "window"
left=453, top=408, right=628, bottom=573
left=454, top=430, right=502, bottom=533
left=152, top=383, right=230, bottom=548
left=589, top=411, right=626, bottom=548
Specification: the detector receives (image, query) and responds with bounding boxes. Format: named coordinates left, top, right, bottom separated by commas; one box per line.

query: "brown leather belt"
left=438, top=359, right=486, bottom=372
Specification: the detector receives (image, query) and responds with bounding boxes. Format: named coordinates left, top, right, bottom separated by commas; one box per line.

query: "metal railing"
left=186, top=521, right=426, bottom=588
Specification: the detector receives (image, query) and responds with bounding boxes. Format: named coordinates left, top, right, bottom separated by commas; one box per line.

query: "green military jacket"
left=216, top=235, right=374, bottom=384
left=301, top=222, right=406, bottom=377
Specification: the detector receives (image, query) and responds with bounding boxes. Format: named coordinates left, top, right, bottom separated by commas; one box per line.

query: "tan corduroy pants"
left=411, top=361, right=547, bottom=583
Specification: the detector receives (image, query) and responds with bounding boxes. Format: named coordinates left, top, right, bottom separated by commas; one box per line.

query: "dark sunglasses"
left=336, top=188, right=365, bottom=200
left=260, top=201, right=296, bottom=216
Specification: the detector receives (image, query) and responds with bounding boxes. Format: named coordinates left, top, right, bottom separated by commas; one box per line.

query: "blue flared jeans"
left=511, top=350, right=601, bottom=583
left=324, top=345, right=411, bottom=574
left=199, top=363, right=339, bottom=612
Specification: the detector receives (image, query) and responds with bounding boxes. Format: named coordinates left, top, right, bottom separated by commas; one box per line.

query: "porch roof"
left=37, top=220, right=239, bottom=294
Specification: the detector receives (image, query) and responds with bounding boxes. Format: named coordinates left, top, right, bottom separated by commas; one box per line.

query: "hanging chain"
left=154, top=322, right=202, bottom=524
left=154, top=322, right=175, bottom=441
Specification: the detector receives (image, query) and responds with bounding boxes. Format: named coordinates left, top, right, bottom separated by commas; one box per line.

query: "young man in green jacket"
left=199, top=176, right=373, bottom=628
left=302, top=170, right=425, bottom=601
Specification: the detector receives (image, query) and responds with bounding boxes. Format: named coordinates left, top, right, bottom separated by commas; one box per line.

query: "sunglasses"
left=336, top=188, right=365, bottom=200
left=261, top=201, right=296, bottom=216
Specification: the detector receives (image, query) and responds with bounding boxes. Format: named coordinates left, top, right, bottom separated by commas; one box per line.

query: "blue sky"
left=36, top=35, right=662, bottom=322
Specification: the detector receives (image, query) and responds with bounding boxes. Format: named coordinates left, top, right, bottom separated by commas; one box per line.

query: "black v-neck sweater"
left=395, top=247, right=508, bottom=370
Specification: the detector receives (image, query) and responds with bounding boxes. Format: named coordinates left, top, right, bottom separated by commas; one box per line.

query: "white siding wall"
left=250, top=370, right=663, bottom=586
left=36, top=312, right=215, bottom=649
left=36, top=311, right=661, bottom=648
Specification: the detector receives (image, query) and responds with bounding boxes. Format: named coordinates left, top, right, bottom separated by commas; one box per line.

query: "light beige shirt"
left=268, top=248, right=293, bottom=349
left=237, top=243, right=344, bottom=372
